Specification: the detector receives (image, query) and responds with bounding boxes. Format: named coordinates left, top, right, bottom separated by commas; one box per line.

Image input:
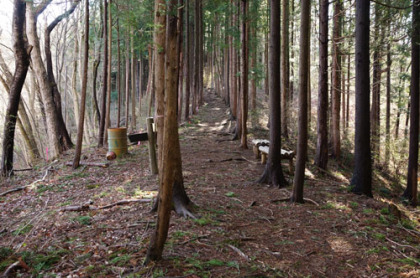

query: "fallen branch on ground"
left=59, top=199, right=152, bottom=212
left=0, top=168, right=50, bottom=196
left=386, top=237, right=420, bottom=251
left=228, top=244, right=250, bottom=261
left=1, top=261, right=20, bottom=277
left=271, top=197, right=319, bottom=206
left=65, top=161, right=109, bottom=168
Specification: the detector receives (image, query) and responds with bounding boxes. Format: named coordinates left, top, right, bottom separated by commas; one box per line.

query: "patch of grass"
left=366, top=246, right=389, bottom=254
left=381, top=207, right=390, bottom=215
left=110, top=254, right=131, bottom=266
left=373, top=233, right=386, bottom=241
left=225, top=192, right=236, bottom=197
left=193, top=216, right=213, bottom=226
left=21, top=249, right=69, bottom=272
left=85, top=184, right=101, bottom=190
left=321, top=202, right=335, bottom=210
left=72, top=215, right=92, bottom=226
left=379, top=215, right=390, bottom=225
left=12, top=224, right=33, bottom=236
left=349, top=202, right=358, bottom=209
left=59, top=171, right=89, bottom=181
left=396, top=257, right=420, bottom=266
left=363, top=208, right=374, bottom=215
left=227, top=260, right=240, bottom=270
left=206, top=259, right=225, bottom=267
left=400, top=219, right=415, bottom=230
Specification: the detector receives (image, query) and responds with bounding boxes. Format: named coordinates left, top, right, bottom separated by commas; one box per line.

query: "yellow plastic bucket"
left=107, top=127, right=128, bottom=157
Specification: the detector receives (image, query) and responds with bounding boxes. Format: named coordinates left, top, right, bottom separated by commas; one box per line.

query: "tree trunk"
left=146, top=0, right=192, bottom=262
left=177, top=0, right=184, bottom=123
left=331, top=0, right=342, bottom=159
left=404, top=0, right=420, bottom=206
left=184, top=0, right=191, bottom=120
left=131, top=31, right=136, bottom=132
left=240, top=0, right=248, bottom=149
left=117, top=19, right=121, bottom=127
left=258, top=0, right=287, bottom=187
left=291, top=0, right=310, bottom=203
left=98, top=0, right=108, bottom=147
left=351, top=0, right=372, bottom=197
left=315, top=0, right=329, bottom=170
left=73, top=0, right=89, bottom=169
left=125, top=31, right=130, bottom=128
left=385, top=40, right=391, bottom=165
left=154, top=0, right=166, bottom=173
left=104, top=0, right=112, bottom=142
left=281, top=0, right=290, bottom=138
left=26, top=1, right=62, bottom=159
left=1, top=0, right=30, bottom=176
left=44, top=2, right=78, bottom=150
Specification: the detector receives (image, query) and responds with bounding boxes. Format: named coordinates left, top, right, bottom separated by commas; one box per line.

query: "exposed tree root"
left=1, top=261, right=21, bottom=277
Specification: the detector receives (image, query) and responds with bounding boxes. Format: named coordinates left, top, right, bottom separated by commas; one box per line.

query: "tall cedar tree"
left=331, top=0, right=342, bottom=158
left=240, top=0, right=248, bottom=149
left=1, top=0, right=30, bottom=176
left=73, top=0, right=89, bottom=169
left=404, top=0, right=420, bottom=206
left=351, top=0, right=372, bottom=197
left=154, top=0, right=166, bottom=173
left=258, top=0, right=287, bottom=187
left=291, top=0, right=310, bottom=203
left=281, top=0, right=290, bottom=138
left=146, top=0, right=184, bottom=262
left=315, top=0, right=329, bottom=169
left=184, top=0, right=191, bottom=120
left=98, top=0, right=108, bottom=147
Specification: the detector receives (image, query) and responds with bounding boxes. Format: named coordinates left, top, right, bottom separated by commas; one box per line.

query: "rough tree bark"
left=258, top=0, right=287, bottom=187
left=404, top=0, right=420, bottom=206
left=1, top=0, right=30, bottom=176
left=26, top=0, right=62, bottom=159
left=73, top=0, right=89, bottom=169
left=291, top=0, right=310, bottom=203
left=240, top=0, right=248, bottom=149
left=281, top=0, right=290, bottom=138
left=44, top=1, right=79, bottom=151
left=315, top=0, right=329, bottom=170
left=331, top=0, right=342, bottom=159
left=351, top=0, right=372, bottom=197
left=184, top=0, right=191, bottom=120
left=146, top=0, right=193, bottom=262
left=98, top=0, right=108, bottom=147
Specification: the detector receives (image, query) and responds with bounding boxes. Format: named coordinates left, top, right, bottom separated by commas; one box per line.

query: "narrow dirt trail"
left=0, top=90, right=418, bottom=277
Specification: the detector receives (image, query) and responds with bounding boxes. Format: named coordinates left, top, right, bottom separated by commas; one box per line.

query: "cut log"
left=258, top=145, right=295, bottom=172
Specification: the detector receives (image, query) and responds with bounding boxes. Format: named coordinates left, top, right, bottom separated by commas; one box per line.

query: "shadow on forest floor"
left=0, top=90, right=420, bottom=277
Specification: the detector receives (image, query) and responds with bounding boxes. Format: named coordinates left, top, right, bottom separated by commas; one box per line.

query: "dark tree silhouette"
left=404, top=0, right=420, bottom=206
left=351, top=0, right=372, bottom=197
left=258, top=0, right=287, bottom=187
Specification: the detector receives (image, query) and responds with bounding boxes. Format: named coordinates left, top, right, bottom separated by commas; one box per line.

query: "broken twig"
left=228, top=244, right=250, bottom=261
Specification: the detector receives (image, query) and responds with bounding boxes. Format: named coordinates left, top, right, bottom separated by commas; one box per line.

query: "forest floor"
left=1, top=91, right=420, bottom=278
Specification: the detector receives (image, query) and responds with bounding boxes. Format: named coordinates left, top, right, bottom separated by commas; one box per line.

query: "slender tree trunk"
left=315, top=0, right=329, bottom=169
left=104, top=0, right=112, bottom=143
left=117, top=20, right=121, bottom=127
left=154, top=0, right=166, bottom=173
left=44, top=2, right=78, bottom=150
left=258, top=0, right=287, bottom=187
left=131, top=31, right=136, bottom=132
left=98, top=0, right=108, bottom=147
left=26, top=1, right=62, bottom=159
left=184, top=0, right=191, bottom=120
left=1, top=0, right=30, bottom=176
left=385, top=40, right=391, bottom=165
left=250, top=25, right=256, bottom=110
left=331, top=0, right=342, bottom=159
left=351, top=0, right=372, bottom=197
left=291, top=0, right=310, bottom=203
left=240, top=0, right=248, bottom=149
left=177, top=0, right=184, bottom=122
left=73, top=0, right=89, bottom=169
left=404, top=0, right=420, bottom=206
left=281, top=0, right=290, bottom=138
left=125, top=31, right=130, bottom=128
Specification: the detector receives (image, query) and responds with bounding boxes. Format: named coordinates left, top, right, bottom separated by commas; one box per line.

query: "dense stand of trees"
left=0, top=0, right=419, bottom=261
